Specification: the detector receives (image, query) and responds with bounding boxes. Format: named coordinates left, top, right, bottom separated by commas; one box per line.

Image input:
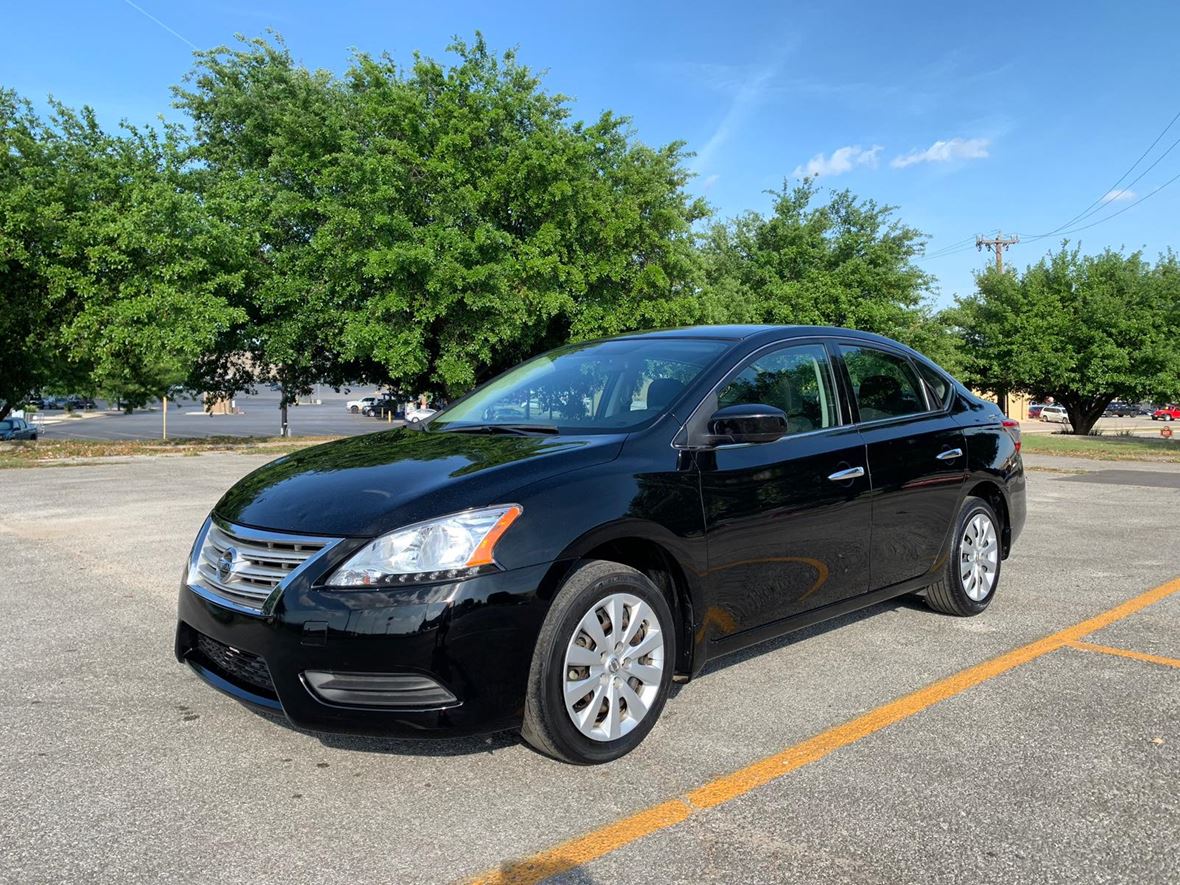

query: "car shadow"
left=694, top=594, right=924, bottom=679
left=240, top=705, right=525, bottom=757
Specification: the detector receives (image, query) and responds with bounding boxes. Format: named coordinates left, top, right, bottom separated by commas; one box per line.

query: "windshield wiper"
left=438, top=423, right=560, bottom=436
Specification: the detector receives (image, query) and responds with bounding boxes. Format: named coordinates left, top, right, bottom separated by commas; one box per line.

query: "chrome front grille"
left=188, top=518, right=339, bottom=614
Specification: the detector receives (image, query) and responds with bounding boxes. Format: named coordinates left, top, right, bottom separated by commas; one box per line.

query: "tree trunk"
left=0, top=403, right=11, bottom=422
left=280, top=396, right=289, bottom=438
left=1061, top=394, right=1113, bottom=435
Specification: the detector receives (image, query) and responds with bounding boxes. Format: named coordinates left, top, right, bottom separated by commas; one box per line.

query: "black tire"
left=350, top=405, right=359, bottom=413
left=521, top=560, right=675, bottom=764
left=924, top=497, right=1003, bottom=616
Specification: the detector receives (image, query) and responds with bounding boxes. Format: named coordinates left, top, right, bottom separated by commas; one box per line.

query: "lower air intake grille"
left=194, top=632, right=276, bottom=696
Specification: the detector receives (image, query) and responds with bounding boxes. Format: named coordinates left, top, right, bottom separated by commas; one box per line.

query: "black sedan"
left=0, top=417, right=38, bottom=440
left=176, top=325, right=1026, bottom=763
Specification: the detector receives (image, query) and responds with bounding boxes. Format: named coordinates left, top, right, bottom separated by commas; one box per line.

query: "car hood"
left=213, top=428, right=624, bottom=537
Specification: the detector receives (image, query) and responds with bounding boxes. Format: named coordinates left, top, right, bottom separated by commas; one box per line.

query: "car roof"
left=613, top=324, right=912, bottom=348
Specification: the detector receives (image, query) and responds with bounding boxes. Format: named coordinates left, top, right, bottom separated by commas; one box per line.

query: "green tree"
left=174, top=34, right=360, bottom=431
left=47, top=108, right=247, bottom=410
left=698, top=180, right=956, bottom=365
left=320, top=36, right=708, bottom=395
left=954, top=247, right=1180, bottom=434
left=0, top=91, right=55, bottom=419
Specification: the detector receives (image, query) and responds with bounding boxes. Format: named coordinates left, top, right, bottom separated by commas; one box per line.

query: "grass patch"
left=0, top=435, right=341, bottom=469
left=1022, top=432, right=1180, bottom=462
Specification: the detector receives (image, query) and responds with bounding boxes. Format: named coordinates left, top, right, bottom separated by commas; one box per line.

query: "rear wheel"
left=925, top=497, right=1002, bottom=616
left=522, top=560, right=674, bottom=764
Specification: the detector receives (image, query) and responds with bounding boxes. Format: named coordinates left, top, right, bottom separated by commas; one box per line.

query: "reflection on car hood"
left=213, top=428, right=623, bottom=537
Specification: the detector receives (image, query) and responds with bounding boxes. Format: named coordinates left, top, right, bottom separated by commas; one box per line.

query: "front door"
left=697, top=341, right=873, bottom=641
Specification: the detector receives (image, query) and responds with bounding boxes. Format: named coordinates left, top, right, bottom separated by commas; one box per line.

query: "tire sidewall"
left=538, top=567, right=675, bottom=764
left=951, top=499, right=1002, bottom=613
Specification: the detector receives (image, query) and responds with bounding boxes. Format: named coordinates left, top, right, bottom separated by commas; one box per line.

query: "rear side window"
left=915, top=362, right=952, bottom=408
left=840, top=345, right=927, bottom=422
left=718, top=343, right=839, bottom=434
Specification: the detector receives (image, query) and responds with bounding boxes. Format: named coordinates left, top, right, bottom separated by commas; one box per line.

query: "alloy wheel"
left=562, top=592, right=665, bottom=742
left=960, top=512, right=999, bottom=601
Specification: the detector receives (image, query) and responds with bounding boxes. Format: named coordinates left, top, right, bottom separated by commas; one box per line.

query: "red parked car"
left=1027, top=403, right=1045, bottom=419
left=1152, top=404, right=1180, bottom=421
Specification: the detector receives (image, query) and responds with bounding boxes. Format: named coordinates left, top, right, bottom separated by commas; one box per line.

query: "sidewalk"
left=1023, top=453, right=1180, bottom=474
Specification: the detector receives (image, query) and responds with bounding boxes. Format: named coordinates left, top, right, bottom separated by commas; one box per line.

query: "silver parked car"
left=1040, top=404, right=1070, bottom=424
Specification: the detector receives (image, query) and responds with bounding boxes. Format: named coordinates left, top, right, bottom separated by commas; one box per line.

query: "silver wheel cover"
left=562, top=592, right=665, bottom=742
left=960, top=512, right=999, bottom=601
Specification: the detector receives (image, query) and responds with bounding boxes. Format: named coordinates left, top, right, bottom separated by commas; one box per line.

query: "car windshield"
left=430, top=337, right=730, bottom=434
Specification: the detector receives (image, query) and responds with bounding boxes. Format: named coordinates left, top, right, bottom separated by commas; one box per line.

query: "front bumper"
left=175, top=561, right=554, bottom=737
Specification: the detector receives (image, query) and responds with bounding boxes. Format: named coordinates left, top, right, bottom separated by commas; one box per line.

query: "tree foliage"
left=699, top=181, right=956, bottom=367
left=954, top=247, right=1180, bottom=434
left=2, top=32, right=970, bottom=420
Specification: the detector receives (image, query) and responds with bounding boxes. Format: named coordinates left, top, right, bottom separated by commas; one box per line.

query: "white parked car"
left=1040, top=404, right=1070, bottom=424
left=347, top=395, right=379, bottom=414
left=404, top=406, right=437, bottom=424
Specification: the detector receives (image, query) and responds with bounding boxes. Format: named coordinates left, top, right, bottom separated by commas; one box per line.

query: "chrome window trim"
left=186, top=516, right=343, bottom=616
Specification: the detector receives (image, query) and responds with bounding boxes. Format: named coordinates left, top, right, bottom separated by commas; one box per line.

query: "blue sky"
left=3, top=0, right=1179, bottom=305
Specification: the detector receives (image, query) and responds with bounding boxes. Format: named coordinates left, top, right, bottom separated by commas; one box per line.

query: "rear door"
left=696, top=340, right=873, bottom=638
left=836, top=343, right=967, bottom=590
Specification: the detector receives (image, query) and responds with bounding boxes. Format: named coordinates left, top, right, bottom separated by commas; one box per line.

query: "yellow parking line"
left=469, top=576, right=1180, bottom=885
left=1068, top=639, right=1180, bottom=670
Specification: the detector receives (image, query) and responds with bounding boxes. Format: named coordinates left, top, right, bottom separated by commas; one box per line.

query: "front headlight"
left=328, top=505, right=523, bottom=587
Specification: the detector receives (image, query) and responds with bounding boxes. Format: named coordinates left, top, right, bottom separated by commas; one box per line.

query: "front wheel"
left=924, top=497, right=1003, bottom=616
left=522, top=560, right=675, bottom=764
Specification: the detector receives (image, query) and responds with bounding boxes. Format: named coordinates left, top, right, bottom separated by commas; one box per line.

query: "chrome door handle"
left=936, top=448, right=963, bottom=461
left=827, top=466, right=865, bottom=482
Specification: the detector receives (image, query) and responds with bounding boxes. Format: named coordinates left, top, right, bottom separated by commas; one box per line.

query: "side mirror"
left=707, top=403, right=788, bottom=445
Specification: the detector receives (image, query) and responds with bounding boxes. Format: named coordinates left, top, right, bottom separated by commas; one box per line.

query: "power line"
left=1041, top=168, right=1180, bottom=236
left=1023, top=131, right=1180, bottom=242
left=920, top=237, right=979, bottom=260
left=1022, top=109, right=1180, bottom=241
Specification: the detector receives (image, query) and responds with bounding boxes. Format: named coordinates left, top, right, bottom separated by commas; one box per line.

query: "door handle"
left=936, top=448, right=963, bottom=461
left=827, top=466, right=865, bottom=482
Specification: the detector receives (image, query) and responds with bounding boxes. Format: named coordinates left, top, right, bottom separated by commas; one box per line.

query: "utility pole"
left=976, top=231, right=1019, bottom=272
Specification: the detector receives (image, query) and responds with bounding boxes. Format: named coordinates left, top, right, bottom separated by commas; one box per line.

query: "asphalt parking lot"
left=1, top=454, right=1177, bottom=884
left=30, top=389, right=398, bottom=440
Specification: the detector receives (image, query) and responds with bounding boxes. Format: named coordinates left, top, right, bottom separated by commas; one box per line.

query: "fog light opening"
left=302, top=670, right=458, bottom=709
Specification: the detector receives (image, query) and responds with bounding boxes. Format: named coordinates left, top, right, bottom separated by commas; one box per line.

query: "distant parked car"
left=0, top=418, right=38, bottom=440
left=1040, top=404, right=1070, bottom=424
left=404, top=405, right=437, bottom=424
left=1152, top=404, right=1180, bottom=421
left=363, top=397, right=402, bottom=418
left=37, top=396, right=65, bottom=410
left=347, top=395, right=379, bottom=414
left=1103, top=402, right=1137, bottom=418
left=66, top=396, right=96, bottom=410
left=1026, top=403, right=1045, bottom=419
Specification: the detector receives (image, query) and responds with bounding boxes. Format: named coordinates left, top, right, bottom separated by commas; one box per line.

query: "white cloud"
left=700, top=173, right=721, bottom=191
left=792, top=145, right=883, bottom=178
left=891, top=137, right=990, bottom=168
left=1101, top=188, right=1136, bottom=203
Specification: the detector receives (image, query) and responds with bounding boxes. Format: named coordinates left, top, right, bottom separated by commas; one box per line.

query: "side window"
left=718, top=343, right=839, bottom=434
left=915, top=362, right=952, bottom=408
left=840, top=345, right=928, bottom=422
